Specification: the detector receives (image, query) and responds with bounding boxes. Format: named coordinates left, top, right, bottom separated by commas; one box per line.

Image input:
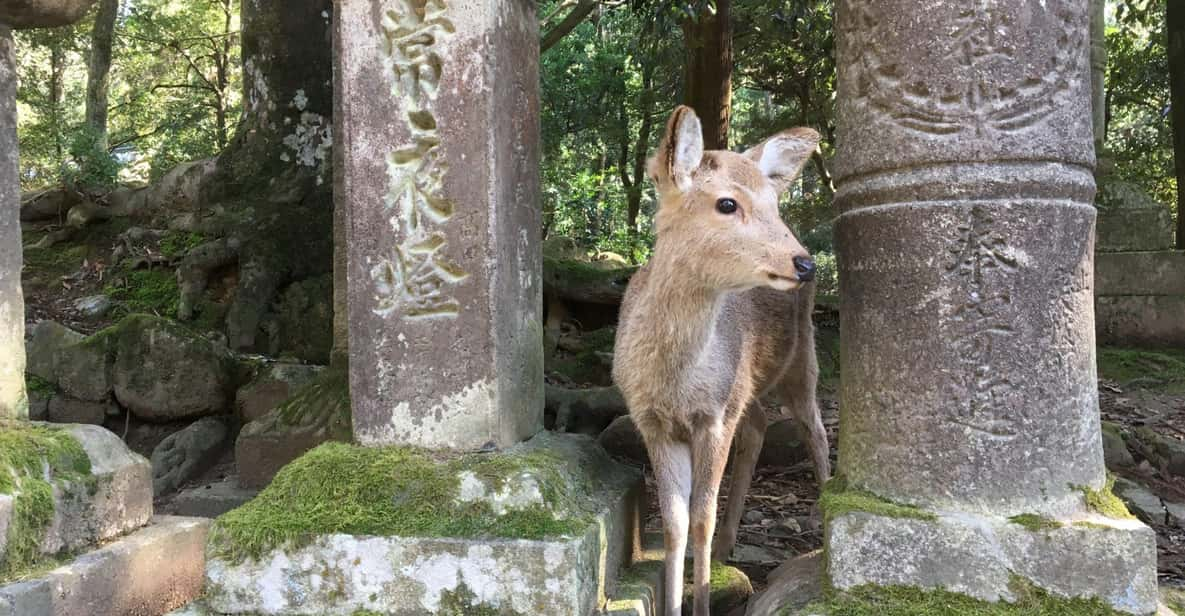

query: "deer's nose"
left=793, top=256, right=816, bottom=282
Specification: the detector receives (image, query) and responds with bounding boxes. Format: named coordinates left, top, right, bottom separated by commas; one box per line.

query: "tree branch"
left=541, top=0, right=598, bottom=53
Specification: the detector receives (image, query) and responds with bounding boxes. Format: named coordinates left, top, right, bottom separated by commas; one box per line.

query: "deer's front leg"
left=690, top=419, right=735, bottom=616
left=713, top=405, right=766, bottom=561
left=644, top=435, right=692, bottom=616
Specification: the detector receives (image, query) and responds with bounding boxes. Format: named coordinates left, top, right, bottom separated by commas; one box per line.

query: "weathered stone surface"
left=205, top=434, right=643, bottom=615
left=599, top=415, right=648, bottom=464
left=338, top=0, right=543, bottom=450
left=0, top=516, right=208, bottom=616
left=1097, top=294, right=1185, bottom=348
left=1114, top=477, right=1167, bottom=525
left=260, top=275, right=333, bottom=364
left=234, top=362, right=323, bottom=423
left=71, top=295, right=112, bottom=319
left=142, top=158, right=215, bottom=213
left=19, top=187, right=76, bottom=222
left=111, top=315, right=235, bottom=422
left=758, top=418, right=809, bottom=468
left=1096, top=251, right=1185, bottom=296
left=151, top=417, right=228, bottom=495
left=829, top=0, right=1155, bottom=609
left=54, top=336, right=113, bottom=402
left=0, top=26, right=23, bottom=420
left=169, top=477, right=258, bottom=519
left=46, top=396, right=111, bottom=425
left=745, top=551, right=823, bottom=616
left=1132, top=427, right=1185, bottom=479
left=0, top=0, right=97, bottom=29
left=40, top=424, right=153, bottom=555
left=826, top=511, right=1158, bottom=614
left=548, top=383, right=627, bottom=434
left=1095, top=178, right=1176, bottom=252
left=234, top=369, right=350, bottom=489
left=1102, top=422, right=1136, bottom=470
left=24, top=321, right=84, bottom=384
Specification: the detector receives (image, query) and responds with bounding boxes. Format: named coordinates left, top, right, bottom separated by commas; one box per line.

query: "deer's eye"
left=716, top=198, right=738, bottom=214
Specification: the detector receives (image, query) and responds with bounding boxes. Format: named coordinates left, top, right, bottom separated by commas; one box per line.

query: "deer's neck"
left=639, top=250, right=727, bottom=377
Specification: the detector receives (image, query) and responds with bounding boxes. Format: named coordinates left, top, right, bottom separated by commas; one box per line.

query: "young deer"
left=612, top=106, right=830, bottom=616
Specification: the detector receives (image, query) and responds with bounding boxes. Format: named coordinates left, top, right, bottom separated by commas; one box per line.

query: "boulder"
left=18, top=187, right=76, bottom=222
left=1114, top=477, right=1167, bottom=525
left=65, top=200, right=110, bottom=228
left=151, top=418, right=228, bottom=495
left=234, top=362, right=324, bottom=423
left=259, top=275, right=333, bottom=364
left=547, top=384, right=627, bottom=434
left=142, top=158, right=215, bottom=213
left=1132, top=427, right=1185, bottom=479
left=1101, top=421, right=1135, bottom=470
left=110, top=315, right=236, bottom=422
left=598, top=415, right=648, bottom=465
left=47, top=396, right=113, bottom=425
left=758, top=418, right=810, bottom=468
left=24, top=321, right=84, bottom=384
left=55, top=336, right=115, bottom=402
left=72, top=294, right=113, bottom=319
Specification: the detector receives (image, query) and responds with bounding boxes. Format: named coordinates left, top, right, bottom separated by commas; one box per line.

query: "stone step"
left=0, top=516, right=209, bottom=616
left=604, top=535, right=752, bottom=616
left=169, top=476, right=259, bottom=519
left=1, top=423, right=152, bottom=572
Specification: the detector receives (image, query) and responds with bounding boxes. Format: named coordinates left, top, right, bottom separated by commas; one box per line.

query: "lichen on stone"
left=1074, top=475, right=1136, bottom=520
left=792, top=577, right=1130, bottom=616
left=818, top=476, right=937, bottom=523
left=207, top=433, right=612, bottom=563
left=0, top=421, right=93, bottom=581
left=1006, top=513, right=1062, bottom=531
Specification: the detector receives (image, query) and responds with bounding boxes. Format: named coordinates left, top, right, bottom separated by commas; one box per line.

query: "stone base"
left=603, top=534, right=753, bottom=616
left=0, top=516, right=209, bottom=616
left=169, top=476, right=259, bottom=518
left=203, top=432, right=643, bottom=615
left=825, top=509, right=1158, bottom=614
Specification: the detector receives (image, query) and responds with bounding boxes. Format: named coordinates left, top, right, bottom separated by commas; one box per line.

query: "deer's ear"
left=648, top=106, right=703, bottom=193
left=743, top=128, right=820, bottom=194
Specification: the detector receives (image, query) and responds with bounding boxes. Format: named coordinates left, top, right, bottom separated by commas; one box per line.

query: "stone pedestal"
left=0, top=25, right=23, bottom=420
left=827, top=0, right=1157, bottom=613
left=338, top=0, right=543, bottom=450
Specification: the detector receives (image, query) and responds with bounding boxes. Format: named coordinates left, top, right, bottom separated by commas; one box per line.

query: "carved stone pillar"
left=828, top=1, right=1158, bottom=612
left=337, top=0, right=542, bottom=450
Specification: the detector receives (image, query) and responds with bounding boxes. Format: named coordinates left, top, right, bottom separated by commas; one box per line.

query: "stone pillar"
left=828, top=1, right=1158, bottom=612
left=337, top=0, right=543, bottom=450
left=1090, top=0, right=1107, bottom=151
left=0, top=24, right=24, bottom=419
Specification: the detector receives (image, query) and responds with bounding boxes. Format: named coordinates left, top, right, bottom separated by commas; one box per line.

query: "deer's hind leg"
left=712, top=404, right=766, bottom=561
left=779, top=339, right=831, bottom=484
left=689, top=417, right=738, bottom=616
left=643, top=434, right=692, bottom=616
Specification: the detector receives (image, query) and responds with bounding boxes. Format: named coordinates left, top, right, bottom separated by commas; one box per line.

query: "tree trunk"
left=1168, top=0, right=1185, bottom=248
left=195, top=0, right=335, bottom=353
left=625, top=66, right=655, bottom=254
left=681, top=0, right=732, bottom=150
left=49, top=41, right=64, bottom=159
left=85, top=0, right=119, bottom=148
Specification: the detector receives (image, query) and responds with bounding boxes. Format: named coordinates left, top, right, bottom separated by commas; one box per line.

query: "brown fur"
left=612, top=107, right=830, bottom=616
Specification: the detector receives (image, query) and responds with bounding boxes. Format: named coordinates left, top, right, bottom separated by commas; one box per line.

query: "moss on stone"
left=793, top=578, right=1129, bottom=616
left=24, top=374, right=58, bottom=397
left=0, top=421, right=93, bottom=581
left=543, top=255, right=636, bottom=286
left=680, top=561, right=754, bottom=613
left=105, top=269, right=181, bottom=318
left=159, top=230, right=206, bottom=259
left=1007, top=514, right=1062, bottom=531
left=819, top=476, right=937, bottom=524
left=1075, top=475, right=1136, bottom=520
left=1097, top=347, right=1185, bottom=393
left=208, top=438, right=603, bottom=563
left=271, top=369, right=351, bottom=437
left=437, top=584, right=525, bottom=615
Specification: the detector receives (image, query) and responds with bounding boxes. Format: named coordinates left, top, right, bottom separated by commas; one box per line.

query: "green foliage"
left=159, top=231, right=206, bottom=259
left=818, top=476, right=937, bottom=523
left=0, top=421, right=93, bottom=582
left=24, top=374, right=58, bottom=397
left=105, top=268, right=180, bottom=318
left=795, top=578, right=1130, bottom=616
left=63, top=124, right=121, bottom=189
left=208, top=441, right=599, bottom=562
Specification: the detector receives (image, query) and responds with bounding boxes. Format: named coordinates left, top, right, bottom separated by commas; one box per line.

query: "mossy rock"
left=1097, top=347, right=1185, bottom=394
left=683, top=562, right=753, bottom=615
left=0, top=421, right=92, bottom=581
left=262, top=274, right=333, bottom=364
left=818, top=476, right=936, bottom=524
left=210, top=431, right=638, bottom=563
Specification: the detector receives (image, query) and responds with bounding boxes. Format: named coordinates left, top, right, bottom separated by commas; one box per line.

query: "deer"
left=612, top=106, right=831, bottom=616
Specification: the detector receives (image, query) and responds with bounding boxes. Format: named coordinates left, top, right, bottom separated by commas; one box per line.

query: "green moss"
left=1097, top=347, right=1185, bottom=393
left=437, top=584, right=525, bottom=615
left=794, top=579, right=1130, bottom=616
left=1162, top=587, right=1185, bottom=614
left=819, top=476, right=937, bottom=524
left=542, top=255, right=636, bottom=286
left=24, top=374, right=58, bottom=397
left=272, top=369, right=352, bottom=438
left=208, top=438, right=602, bottom=563
left=22, top=244, right=86, bottom=280
left=0, top=421, right=93, bottom=582
left=105, top=269, right=180, bottom=318
left=159, top=231, right=206, bottom=259
left=1007, top=514, right=1062, bottom=531
left=1074, top=475, right=1136, bottom=520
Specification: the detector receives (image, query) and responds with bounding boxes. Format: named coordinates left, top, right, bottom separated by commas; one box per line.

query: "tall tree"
left=85, top=0, right=119, bottom=148
left=1169, top=0, right=1185, bottom=247
left=681, top=0, right=732, bottom=149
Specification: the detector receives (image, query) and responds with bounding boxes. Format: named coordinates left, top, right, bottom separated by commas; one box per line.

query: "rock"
left=260, top=275, right=333, bottom=364
left=729, top=543, right=785, bottom=567
left=1114, top=477, right=1167, bottom=525
left=105, top=185, right=147, bottom=217
left=169, top=477, right=259, bottom=518
left=46, top=396, right=112, bottom=425
left=598, top=415, right=648, bottom=465
left=54, top=336, right=114, bottom=402
left=1094, top=176, right=1176, bottom=252
left=64, top=200, right=110, bottom=228
left=24, top=321, right=84, bottom=384
left=1163, top=500, right=1185, bottom=529
left=1101, top=422, right=1135, bottom=470
left=0, top=516, right=209, bottom=616
left=27, top=392, right=49, bottom=421
left=71, top=294, right=112, bottom=319
left=235, top=370, right=350, bottom=488
left=742, top=510, right=764, bottom=524
left=18, top=187, right=76, bottom=222
left=681, top=563, right=753, bottom=616
left=547, top=383, right=628, bottom=434
left=758, top=418, right=809, bottom=468
left=110, top=315, right=236, bottom=422
left=234, top=362, right=324, bottom=423
left=142, top=158, right=215, bottom=213
left=151, top=418, right=229, bottom=495
left=745, top=551, right=824, bottom=616
left=1132, top=427, right=1185, bottom=478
